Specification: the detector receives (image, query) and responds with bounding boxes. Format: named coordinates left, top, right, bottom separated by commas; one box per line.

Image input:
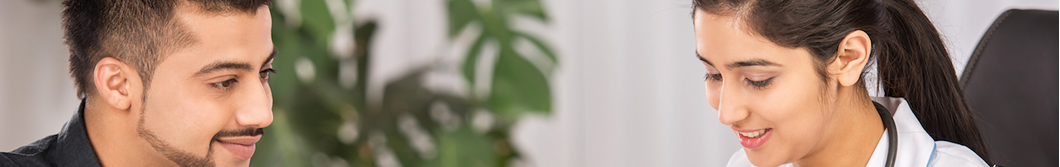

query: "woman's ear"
left=93, top=57, right=133, bottom=111
left=829, top=30, right=872, bottom=87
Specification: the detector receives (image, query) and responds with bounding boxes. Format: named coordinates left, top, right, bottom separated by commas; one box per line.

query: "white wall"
left=0, top=0, right=1055, bottom=167
left=0, top=0, right=82, bottom=151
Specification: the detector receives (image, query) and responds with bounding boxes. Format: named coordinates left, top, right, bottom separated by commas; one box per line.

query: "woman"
left=690, top=0, right=993, bottom=166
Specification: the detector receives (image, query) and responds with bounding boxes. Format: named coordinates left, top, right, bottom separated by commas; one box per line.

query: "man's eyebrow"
left=195, top=62, right=253, bottom=76
left=726, top=59, right=781, bottom=70
left=262, top=47, right=276, bottom=68
left=193, top=48, right=276, bottom=77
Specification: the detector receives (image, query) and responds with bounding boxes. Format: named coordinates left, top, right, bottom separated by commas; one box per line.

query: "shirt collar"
left=44, top=99, right=102, bottom=167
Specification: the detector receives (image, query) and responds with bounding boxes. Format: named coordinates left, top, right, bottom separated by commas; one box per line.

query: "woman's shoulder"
left=724, top=142, right=988, bottom=167
left=928, top=140, right=989, bottom=167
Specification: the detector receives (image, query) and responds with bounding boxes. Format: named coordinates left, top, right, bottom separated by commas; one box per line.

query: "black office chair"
left=960, top=9, right=1058, bottom=167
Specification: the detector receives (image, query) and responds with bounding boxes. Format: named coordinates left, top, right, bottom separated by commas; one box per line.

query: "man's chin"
left=213, top=158, right=252, bottom=167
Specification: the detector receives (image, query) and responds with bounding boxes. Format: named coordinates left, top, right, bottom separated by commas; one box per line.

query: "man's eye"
left=259, top=68, right=275, bottom=81
left=212, top=79, right=238, bottom=89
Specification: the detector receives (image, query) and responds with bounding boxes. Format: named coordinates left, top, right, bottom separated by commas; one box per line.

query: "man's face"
left=134, top=5, right=274, bottom=167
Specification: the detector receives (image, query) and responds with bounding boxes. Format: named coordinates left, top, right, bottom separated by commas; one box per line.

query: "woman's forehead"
left=694, top=11, right=812, bottom=69
left=695, top=14, right=773, bottom=64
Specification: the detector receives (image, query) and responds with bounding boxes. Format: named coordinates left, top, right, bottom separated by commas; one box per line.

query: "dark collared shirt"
left=1, top=100, right=102, bottom=167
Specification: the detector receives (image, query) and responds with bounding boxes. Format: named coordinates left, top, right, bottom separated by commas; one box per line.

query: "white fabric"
left=725, top=97, right=988, bottom=167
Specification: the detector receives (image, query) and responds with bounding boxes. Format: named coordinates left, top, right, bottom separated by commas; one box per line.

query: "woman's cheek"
left=705, top=84, right=721, bottom=110
left=768, top=82, right=829, bottom=161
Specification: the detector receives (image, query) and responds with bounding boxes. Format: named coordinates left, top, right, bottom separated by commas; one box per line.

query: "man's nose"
left=235, top=81, right=273, bottom=129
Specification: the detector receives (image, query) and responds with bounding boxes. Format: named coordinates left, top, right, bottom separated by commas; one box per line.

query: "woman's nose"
left=716, top=83, right=749, bottom=125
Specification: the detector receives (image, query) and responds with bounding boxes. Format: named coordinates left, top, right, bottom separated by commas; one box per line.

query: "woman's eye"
left=704, top=73, right=723, bottom=82
left=746, top=78, right=773, bottom=89
left=259, top=68, right=276, bottom=81
left=211, top=79, right=238, bottom=89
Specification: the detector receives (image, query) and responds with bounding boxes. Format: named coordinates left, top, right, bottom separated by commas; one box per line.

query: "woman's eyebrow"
left=697, top=52, right=779, bottom=69
left=696, top=52, right=713, bottom=66
left=726, top=59, right=781, bottom=70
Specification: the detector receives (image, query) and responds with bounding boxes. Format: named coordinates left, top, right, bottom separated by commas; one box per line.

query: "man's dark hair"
left=63, top=0, right=271, bottom=99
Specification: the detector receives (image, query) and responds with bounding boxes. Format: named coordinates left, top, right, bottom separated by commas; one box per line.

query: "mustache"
left=212, top=128, right=264, bottom=139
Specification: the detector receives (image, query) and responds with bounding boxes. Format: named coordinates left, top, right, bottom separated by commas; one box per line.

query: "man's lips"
left=215, top=135, right=262, bottom=160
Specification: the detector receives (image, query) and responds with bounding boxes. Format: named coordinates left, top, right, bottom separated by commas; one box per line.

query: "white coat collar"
left=865, top=97, right=935, bottom=167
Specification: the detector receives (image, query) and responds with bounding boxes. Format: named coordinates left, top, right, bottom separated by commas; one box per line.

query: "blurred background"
left=0, top=0, right=1055, bottom=166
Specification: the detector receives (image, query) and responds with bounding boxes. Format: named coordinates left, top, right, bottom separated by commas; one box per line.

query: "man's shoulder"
left=4, top=100, right=103, bottom=167
left=1, top=134, right=59, bottom=167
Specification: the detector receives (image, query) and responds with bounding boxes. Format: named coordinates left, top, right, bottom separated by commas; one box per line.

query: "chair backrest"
left=960, top=9, right=1058, bottom=167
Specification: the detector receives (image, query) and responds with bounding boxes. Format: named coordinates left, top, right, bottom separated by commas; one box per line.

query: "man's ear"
left=829, top=30, right=872, bottom=87
left=93, top=57, right=133, bottom=110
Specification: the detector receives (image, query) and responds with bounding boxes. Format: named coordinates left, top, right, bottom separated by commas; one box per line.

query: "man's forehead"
left=172, top=4, right=272, bottom=48
left=175, top=0, right=269, bottom=15
left=161, top=5, right=273, bottom=75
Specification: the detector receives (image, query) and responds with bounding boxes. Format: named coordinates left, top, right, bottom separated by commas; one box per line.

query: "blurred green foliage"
left=253, top=0, right=556, bottom=166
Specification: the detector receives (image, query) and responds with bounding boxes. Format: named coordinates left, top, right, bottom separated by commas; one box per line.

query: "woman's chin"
left=749, top=158, right=786, bottom=167
left=746, top=149, right=789, bottom=167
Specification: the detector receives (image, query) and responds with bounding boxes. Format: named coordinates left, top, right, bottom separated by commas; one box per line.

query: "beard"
left=135, top=97, right=265, bottom=167
left=136, top=105, right=216, bottom=167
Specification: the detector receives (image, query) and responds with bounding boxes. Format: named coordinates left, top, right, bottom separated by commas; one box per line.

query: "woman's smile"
left=735, top=128, right=772, bottom=149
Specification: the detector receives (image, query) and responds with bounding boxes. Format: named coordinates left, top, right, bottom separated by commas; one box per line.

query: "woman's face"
left=693, top=10, right=841, bottom=166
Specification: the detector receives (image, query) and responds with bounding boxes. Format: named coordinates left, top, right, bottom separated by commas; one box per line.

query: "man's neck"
left=794, top=89, right=885, bottom=167
left=83, top=98, right=173, bottom=167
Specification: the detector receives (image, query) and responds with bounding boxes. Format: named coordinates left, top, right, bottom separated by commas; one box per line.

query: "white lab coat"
left=726, top=97, right=989, bottom=167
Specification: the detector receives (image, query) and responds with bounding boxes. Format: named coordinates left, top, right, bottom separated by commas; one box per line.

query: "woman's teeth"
left=739, top=128, right=770, bottom=138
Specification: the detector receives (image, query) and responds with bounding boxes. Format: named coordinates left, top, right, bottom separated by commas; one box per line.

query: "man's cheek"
left=178, top=105, right=229, bottom=149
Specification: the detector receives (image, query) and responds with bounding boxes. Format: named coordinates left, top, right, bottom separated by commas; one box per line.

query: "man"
left=0, top=0, right=276, bottom=166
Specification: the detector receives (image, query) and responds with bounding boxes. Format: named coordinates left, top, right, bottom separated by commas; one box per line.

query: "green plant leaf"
left=498, top=0, right=548, bottom=21
left=440, top=127, right=496, bottom=167
left=514, top=32, right=557, bottom=64
left=479, top=6, right=514, bottom=45
left=259, top=0, right=559, bottom=166
left=448, top=0, right=480, bottom=37
left=268, top=21, right=304, bottom=107
left=300, top=0, right=336, bottom=44
left=488, top=50, right=551, bottom=121
left=462, top=34, right=488, bottom=85
left=255, top=110, right=312, bottom=167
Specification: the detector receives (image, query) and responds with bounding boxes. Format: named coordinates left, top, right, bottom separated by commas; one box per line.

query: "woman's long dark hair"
left=692, top=0, right=992, bottom=164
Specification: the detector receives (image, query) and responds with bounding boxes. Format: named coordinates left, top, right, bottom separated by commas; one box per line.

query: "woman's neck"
left=794, top=89, right=885, bottom=167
